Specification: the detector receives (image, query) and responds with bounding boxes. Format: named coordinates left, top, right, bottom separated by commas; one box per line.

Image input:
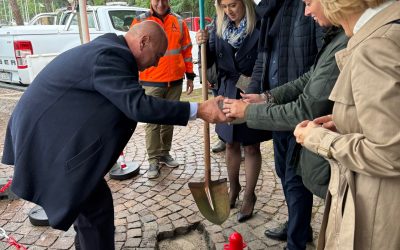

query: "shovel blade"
left=189, top=178, right=230, bottom=225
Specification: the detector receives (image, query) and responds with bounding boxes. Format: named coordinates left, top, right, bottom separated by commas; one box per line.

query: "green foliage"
left=0, top=0, right=216, bottom=24
left=131, top=0, right=149, bottom=8
left=170, top=0, right=190, bottom=13
left=0, top=0, right=71, bottom=23
left=205, top=0, right=216, bottom=18
left=172, top=0, right=215, bottom=18
left=129, top=0, right=215, bottom=18
left=90, top=0, right=105, bottom=5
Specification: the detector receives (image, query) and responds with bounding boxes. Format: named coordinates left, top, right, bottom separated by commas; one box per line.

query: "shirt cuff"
left=189, top=102, right=198, bottom=120
left=186, top=72, right=196, bottom=81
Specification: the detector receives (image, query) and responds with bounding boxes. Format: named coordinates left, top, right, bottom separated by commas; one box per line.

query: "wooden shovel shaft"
left=189, top=0, right=230, bottom=225
left=201, top=43, right=211, bottom=187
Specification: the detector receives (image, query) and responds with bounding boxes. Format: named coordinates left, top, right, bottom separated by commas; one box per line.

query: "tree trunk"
left=44, top=0, right=53, bottom=12
left=9, top=0, right=24, bottom=25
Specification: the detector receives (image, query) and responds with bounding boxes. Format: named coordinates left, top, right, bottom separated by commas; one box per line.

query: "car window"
left=31, top=15, right=56, bottom=25
left=58, top=11, right=72, bottom=25
left=70, top=11, right=96, bottom=28
left=108, top=10, right=146, bottom=32
left=186, top=20, right=193, bottom=31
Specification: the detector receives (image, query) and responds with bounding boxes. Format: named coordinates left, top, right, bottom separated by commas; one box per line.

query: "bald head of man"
left=125, top=20, right=168, bottom=71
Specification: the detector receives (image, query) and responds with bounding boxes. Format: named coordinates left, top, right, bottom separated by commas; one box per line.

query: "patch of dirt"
left=158, top=230, right=209, bottom=250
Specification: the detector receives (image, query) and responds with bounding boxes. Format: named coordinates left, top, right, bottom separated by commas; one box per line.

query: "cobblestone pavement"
left=0, top=87, right=324, bottom=250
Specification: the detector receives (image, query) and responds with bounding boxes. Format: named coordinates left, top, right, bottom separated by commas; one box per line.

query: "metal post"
left=78, top=0, right=90, bottom=43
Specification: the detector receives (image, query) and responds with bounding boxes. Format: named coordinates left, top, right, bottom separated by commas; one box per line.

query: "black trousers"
left=74, top=180, right=115, bottom=250
left=273, top=131, right=313, bottom=250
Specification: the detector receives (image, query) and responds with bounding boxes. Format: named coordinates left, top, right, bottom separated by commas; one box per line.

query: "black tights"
left=226, top=142, right=261, bottom=214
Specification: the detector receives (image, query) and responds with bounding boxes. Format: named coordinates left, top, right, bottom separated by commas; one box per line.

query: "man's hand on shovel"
left=197, top=96, right=232, bottom=123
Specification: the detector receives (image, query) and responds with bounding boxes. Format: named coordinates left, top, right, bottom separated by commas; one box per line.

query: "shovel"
left=188, top=0, right=230, bottom=225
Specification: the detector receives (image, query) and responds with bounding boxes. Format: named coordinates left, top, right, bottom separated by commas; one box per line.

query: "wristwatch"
left=261, top=91, right=274, bottom=104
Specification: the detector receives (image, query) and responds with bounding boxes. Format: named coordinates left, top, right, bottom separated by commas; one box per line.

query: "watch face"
left=261, top=93, right=268, bottom=101
left=267, top=92, right=275, bottom=104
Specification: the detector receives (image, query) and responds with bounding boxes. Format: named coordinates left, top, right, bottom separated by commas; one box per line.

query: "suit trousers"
left=273, top=131, right=313, bottom=250
left=143, top=84, right=182, bottom=163
left=74, top=180, right=115, bottom=250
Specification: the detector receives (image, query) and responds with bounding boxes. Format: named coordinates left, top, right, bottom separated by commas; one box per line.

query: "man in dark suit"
left=1, top=21, right=226, bottom=249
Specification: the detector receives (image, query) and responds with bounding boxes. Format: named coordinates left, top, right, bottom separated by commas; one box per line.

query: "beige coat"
left=303, top=3, right=400, bottom=250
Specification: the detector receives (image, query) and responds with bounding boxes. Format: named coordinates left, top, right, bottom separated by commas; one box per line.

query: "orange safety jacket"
left=130, top=9, right=195, bottom=86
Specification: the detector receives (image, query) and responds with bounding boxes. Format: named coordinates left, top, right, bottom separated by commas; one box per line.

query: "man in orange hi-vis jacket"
left=131, top=0, right=195, bottom=179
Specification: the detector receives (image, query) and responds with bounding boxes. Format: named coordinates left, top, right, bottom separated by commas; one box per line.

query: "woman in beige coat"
left=294, top=0, right=400, bottom=249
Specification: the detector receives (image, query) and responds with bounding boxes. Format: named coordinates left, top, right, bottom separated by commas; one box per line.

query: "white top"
left=353, top=0, right=396, bottom=34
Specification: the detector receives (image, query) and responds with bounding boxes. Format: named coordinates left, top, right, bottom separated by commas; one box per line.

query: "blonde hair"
left=215, top=0, right=256, bottom=37
left=321, top=0, right=390, bottom=26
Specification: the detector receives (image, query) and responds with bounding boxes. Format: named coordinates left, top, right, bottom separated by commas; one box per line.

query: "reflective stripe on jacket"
left=131, top=11, right=194, bottom=84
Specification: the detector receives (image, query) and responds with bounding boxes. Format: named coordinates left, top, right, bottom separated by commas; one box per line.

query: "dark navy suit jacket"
left=1, top=33, right=190, bottom=230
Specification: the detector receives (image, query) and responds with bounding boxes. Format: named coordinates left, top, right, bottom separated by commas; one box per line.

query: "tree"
left=44, top=0, right=53, bottom=12
left=171, top=0, right=215, bottom=18
left=9, top=0, right=23, bottom=25
left=205, top=0, right=216, bottom=18
left=133, top=0, right=149, bottom=8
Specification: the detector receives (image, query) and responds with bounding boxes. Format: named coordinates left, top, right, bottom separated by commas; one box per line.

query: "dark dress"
left=206, top=19, right=271, bottom=145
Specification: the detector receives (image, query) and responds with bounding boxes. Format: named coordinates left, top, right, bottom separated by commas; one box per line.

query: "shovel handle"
left=199, top=0, right=211, bottom=186
left=201, top=43, right=211, bottom=186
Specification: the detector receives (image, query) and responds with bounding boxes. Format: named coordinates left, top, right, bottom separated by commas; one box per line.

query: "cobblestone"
left=0, top=87, right=324, bottom=249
